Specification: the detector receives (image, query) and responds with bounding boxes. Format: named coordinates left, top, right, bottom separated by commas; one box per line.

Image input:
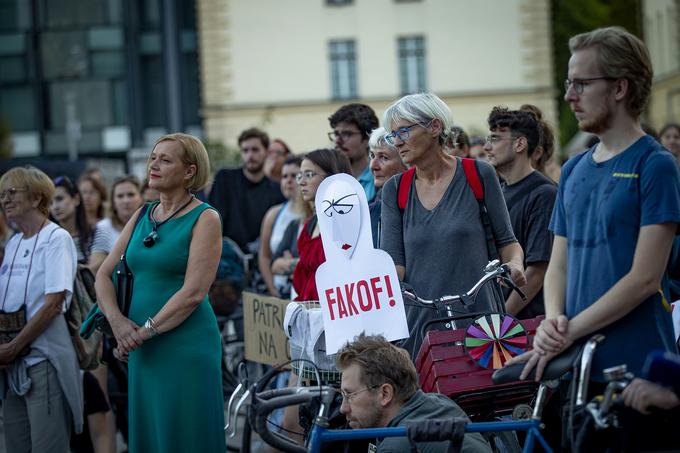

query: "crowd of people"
left=0, top=25, right=679, bottom=453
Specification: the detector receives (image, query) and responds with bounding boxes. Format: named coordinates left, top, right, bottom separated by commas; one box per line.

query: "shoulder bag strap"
left=461, top=158, right=498, bottom=261
left=123, top=203, right=150, bottom=256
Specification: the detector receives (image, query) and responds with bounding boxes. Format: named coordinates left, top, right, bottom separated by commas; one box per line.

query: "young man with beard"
left=509, top=27, right=680, bottom=450
left=337, top=334, right=491, bottom=453
left=484, top=107, right=557, bottom=318
left=328, top=103, right=379, bottom=203
left=209, top=128, right=284, bottom=252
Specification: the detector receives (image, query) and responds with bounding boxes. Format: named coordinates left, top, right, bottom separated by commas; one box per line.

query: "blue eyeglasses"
left=385, top=124, right=420, bottom=145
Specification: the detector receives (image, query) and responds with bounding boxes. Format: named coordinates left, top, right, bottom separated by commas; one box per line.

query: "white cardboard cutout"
left=314, top=174, right=409, bottom=354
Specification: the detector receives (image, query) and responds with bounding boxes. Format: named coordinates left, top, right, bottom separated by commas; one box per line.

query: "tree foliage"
left=552, top=0, right=642, bottom=151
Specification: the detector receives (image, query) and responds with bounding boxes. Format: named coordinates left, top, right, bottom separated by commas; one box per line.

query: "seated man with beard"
left=336, top=334, right=491, bottom=453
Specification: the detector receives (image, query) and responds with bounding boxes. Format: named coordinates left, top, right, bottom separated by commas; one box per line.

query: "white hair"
left=368, top=127, right=396, bottom=153
left=382, top=93, right=454, bottom=146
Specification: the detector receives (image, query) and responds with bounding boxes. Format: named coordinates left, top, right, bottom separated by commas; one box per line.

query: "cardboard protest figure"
left=315, top=174, right=409, bottom=354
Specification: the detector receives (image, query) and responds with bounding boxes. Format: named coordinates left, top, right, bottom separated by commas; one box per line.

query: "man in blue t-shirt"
left=510, top=26, right=680, bottom=383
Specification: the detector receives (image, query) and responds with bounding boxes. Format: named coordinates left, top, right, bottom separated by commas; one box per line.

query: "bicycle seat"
left=492, top=343, right=584, bottom=384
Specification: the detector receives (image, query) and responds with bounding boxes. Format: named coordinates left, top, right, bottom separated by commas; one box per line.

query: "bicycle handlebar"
left=402, top=260, right=526, bottom=307
left=251, top=386, right=336, bottom=453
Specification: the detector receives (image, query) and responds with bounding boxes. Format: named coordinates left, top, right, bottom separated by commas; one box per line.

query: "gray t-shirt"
left=380, top=158, right=516, bottom=359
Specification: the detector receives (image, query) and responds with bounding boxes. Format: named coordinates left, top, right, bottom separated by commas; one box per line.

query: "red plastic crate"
left=415, top=316, right=544, bottom=416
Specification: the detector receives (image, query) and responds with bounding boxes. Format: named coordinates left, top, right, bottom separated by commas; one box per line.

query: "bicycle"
left=401, top=260, right=544, bottom=422
left=226, top=335, right=610, bottom=453
left=241, top=260, right=545, bottom=452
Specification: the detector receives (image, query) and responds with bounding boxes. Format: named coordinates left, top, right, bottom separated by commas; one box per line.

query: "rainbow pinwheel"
left=464, top=313, right=528, bottom=369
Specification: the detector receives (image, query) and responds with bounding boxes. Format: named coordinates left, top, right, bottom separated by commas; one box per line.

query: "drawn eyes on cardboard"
left=322, top=193, right=358, bottom=217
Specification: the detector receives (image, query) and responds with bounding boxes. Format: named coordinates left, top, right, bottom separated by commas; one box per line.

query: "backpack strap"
left=461, top=158, right=483, bottom=200
left=396, top=160, right=497, bottom=260
left=461, top=158, right=498, bottom=261
left=398, top=167, right=417, bottom=211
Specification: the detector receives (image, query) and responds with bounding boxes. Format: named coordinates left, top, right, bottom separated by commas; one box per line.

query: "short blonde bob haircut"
left=149, top=133, right=211, bottom=192
left=0, top=166, right=55, bottom=217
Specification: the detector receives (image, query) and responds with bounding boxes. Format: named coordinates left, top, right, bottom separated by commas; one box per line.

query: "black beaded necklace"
left=143, top=195, right=194, bottom=248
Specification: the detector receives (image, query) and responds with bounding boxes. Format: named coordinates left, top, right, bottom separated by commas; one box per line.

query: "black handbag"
left=114, top=202, right=149, bottom=316
left=88, top=203, right=149, bottom=337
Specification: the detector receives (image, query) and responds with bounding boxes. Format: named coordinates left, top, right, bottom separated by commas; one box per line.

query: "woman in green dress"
left=95, top=133, right=225, bottom=452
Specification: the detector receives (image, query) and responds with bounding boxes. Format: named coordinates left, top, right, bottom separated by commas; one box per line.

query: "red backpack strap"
left=398, top=167, right=417, bottom=210
left=461, top=158, right=483, bottom=200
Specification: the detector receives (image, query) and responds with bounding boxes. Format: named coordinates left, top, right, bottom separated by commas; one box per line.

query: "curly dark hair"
left=328, top=104, right=379, bottom=138
left=336, top=334, right=418, bottom=404
left=487, top=106, right=541, bottom=157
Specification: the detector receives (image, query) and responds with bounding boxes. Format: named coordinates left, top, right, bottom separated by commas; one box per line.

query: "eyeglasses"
left=0, top=187, right=28, bottom=202
left=295, top=170, right=325, bottom=184
left=328, top=130, right=362, bottom=142
left=564, top=77, right=616, bottom=95
left=385, top=124, right=420, bottom=145
left=485, top=135, right=518, bottom=145
left=338, top=385, right=380, bottom=403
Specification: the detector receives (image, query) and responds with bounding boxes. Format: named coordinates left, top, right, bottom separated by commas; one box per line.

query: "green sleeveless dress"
left=126, top=202, right=225, bottom=453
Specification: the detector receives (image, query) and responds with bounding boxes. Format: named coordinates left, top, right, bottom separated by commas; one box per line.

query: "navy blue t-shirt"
left=550, top=135, right=680, bottom=379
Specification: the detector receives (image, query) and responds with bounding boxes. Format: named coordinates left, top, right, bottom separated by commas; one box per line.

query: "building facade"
left=643, top=0, right=680, bottom=129
left=198, top=0, right=558, bottom=153
left=0, top=0, right=201, bottom=165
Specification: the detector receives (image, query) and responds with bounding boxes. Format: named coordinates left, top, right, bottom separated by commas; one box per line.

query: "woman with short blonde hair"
left=96, top=133, right=225, bottom=452
left=0, top=166, right=83, bottom=451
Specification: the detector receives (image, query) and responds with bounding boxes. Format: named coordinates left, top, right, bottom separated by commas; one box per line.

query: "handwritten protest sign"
left=243, top=292, right=290, bottom=366
left=315, top=174, right=409, bottom=354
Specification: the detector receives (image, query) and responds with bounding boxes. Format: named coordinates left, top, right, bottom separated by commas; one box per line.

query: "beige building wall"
left=199, top=0, right=557, bottom=153
left=643, top=0, right=680, bottom=128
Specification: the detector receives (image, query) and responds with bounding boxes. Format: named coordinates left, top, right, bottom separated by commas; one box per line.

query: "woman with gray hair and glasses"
left=379, top=92, right=526, bottom=359
left=368, top=127, right=406, bottom=248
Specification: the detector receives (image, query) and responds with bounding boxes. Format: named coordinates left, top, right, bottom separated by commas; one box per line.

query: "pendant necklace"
left=143, top=194, right=194, bottom=248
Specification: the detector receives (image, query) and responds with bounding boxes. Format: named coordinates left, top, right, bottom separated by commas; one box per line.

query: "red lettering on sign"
left=384, top=275, right=396, bottom=307
left=324, top=275, right=399, bottom=320
left=370, top=277, right=382, bottom=309
left=337, top=288, right=348, bottom=318
left=344, top=283, right=359, bottom=316
left=325, top=288, right=336, bottom=321
left=357, top=280, right=372, bottom=311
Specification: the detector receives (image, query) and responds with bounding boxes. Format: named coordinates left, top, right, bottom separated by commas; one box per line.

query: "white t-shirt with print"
left=0, top=222, right=78, bottom=319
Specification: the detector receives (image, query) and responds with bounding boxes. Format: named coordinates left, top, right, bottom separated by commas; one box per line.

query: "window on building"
left=398, top=36, right=426, bottom=95
left=329, top=40, right=357, bottom=100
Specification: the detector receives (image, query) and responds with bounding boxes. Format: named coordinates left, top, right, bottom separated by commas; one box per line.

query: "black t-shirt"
left=502, top=171, right=557, bottom=319
left=208, top=168, right=285, bottom=252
